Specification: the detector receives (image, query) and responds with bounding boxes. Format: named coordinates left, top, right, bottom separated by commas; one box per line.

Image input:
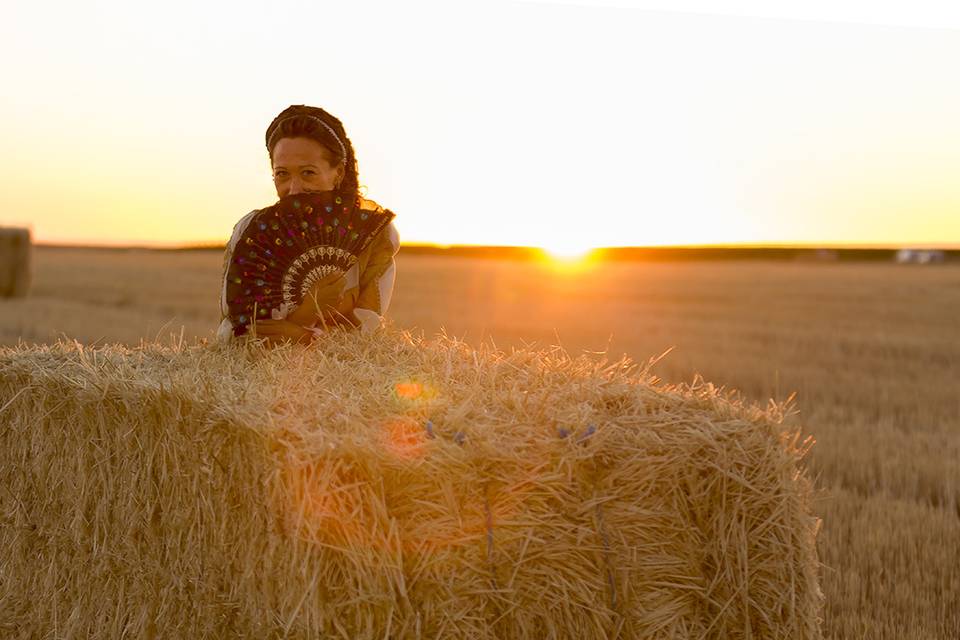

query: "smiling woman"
left=271, top=137, right=345, bottom=197
left=216, top=105, right=401, bottom=346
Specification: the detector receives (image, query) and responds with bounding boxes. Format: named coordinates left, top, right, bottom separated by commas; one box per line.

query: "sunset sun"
left=542, top=239, right=595, bottom=262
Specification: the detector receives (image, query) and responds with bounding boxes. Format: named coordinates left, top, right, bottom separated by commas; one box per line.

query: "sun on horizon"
left=541, top=238, right=596, bottom=262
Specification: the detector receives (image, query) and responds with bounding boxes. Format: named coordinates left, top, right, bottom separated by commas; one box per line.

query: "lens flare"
left=274, top=441, right=550, bottom=560
left=381, top=417, right=428, bottom=461
left=393, top=379, right=440, bottom=404
left=394, top=381, right=423, bottom=400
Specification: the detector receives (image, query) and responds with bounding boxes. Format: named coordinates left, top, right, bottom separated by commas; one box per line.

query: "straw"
left=0, top=327, right=822, bottom=638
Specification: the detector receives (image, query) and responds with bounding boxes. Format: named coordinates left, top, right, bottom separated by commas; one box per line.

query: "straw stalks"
left=0, top=328, right=821, bottom=638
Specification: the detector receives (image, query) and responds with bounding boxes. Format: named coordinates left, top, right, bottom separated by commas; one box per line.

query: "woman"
left=217, top=105, right=400, bottom=345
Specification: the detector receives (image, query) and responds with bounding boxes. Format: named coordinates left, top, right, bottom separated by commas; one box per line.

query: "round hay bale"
left=0, top=227, right=31, bottom=298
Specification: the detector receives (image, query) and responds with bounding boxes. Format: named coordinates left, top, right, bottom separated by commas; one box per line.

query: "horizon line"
left=31, top=241, right=960, bottom=252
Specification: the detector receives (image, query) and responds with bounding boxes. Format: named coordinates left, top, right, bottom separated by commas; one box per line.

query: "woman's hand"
left=287, top=272, right=348, bottom=327
left=249, top=318, right=312, bottom=346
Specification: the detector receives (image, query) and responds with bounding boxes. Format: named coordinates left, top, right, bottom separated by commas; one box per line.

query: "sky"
left=1, top=0, right=959, bottom=251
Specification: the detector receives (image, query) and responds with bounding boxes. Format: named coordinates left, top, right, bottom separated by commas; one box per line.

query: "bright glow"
left=543, top=240, right=595, bottom=262
left=393, top=379, right=436, bottom=402
left=1, top=0, right=959, bottom=248
left=394, top=382, right=424, bottom=400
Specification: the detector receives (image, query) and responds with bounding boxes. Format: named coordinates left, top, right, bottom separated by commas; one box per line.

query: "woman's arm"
left=216, top=209, right=261, bottom=343
left=286, top=272, right=350, bottom=326
left=249, top=318, right=313, bottom=344
left=300, top=221, right=401, bottom=335
left=340, top=221, right=401, bottom=332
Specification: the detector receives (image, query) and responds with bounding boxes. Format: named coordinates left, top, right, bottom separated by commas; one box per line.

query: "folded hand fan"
left=224, top=191, right=395, bottom=336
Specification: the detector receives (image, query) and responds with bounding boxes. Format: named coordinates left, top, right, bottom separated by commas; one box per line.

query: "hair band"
left=268, top=114, right=347, bottom=163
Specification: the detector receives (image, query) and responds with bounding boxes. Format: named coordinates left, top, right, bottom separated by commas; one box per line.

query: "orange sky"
left=1, top=1, right=959, bottom=251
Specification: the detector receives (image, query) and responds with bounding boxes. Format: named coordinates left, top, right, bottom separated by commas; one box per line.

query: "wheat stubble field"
left=1, top=247, right=958, bottom=638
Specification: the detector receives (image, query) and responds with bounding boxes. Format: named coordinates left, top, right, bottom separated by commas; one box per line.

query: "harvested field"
left=0, top=247, right=958, bottom=638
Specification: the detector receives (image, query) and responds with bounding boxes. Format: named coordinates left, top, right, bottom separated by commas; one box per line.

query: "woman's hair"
left=265, top=105, right=362, bottom=201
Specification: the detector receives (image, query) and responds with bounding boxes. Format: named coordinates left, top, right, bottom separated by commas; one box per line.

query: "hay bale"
left=0, top=227, right=31, bottom=298
left=0, top=329, right=822, bottom=638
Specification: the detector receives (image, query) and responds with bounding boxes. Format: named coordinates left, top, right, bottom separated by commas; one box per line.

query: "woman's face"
left=271, top=137, right=343, bottom=197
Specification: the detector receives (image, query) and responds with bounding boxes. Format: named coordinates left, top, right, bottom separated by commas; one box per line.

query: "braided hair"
left=265, top=105, right=362, bottom=203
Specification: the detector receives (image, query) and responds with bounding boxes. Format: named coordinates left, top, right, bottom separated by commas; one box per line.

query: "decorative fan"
left=224, top=191, right=395, bottom=336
